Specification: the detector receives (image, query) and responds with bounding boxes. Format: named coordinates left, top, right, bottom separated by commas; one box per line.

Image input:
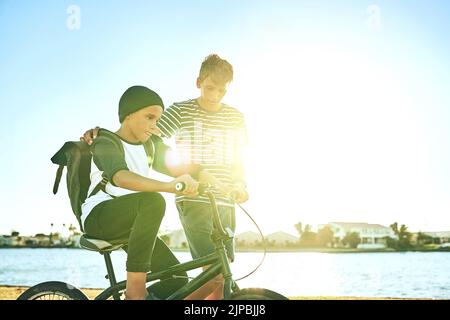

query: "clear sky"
left=1, top=0, right=449, bottom=237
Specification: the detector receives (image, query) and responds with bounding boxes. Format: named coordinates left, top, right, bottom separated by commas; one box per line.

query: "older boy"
left=156, top=54, right=248, bottom=300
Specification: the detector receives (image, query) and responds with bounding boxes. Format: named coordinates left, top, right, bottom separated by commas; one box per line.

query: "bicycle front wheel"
left=17, top=281, right=89, bottom=300
left=230, top=288, right=289, bottom=300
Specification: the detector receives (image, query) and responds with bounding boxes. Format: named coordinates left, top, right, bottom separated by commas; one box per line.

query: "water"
left=1, top=249, right=449, bottom=299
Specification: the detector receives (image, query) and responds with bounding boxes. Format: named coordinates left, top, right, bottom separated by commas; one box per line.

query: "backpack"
left=51, top=129, right=157, bottom=232
left=51, top=140, right=93, bottom=232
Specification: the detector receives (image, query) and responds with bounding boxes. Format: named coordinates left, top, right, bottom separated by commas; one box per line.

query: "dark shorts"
left=176, top=201, right=235, bottom=262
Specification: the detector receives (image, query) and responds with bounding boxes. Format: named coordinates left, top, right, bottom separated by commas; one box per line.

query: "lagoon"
left=1, top=249, right=449, bottom=298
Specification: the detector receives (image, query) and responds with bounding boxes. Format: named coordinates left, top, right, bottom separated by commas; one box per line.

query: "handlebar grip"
left=175, top=182, right=185, bottom=192
left=175, top=182, right=211, bottom=195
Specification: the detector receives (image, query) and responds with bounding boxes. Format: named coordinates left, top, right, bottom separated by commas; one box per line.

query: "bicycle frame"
left=94, top=186, right=240, bottom=300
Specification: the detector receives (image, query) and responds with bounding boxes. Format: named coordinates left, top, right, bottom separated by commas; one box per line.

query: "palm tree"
left=294, top=222, right=303, bottom=238
left=295, top=222, right=317, bottom=247
left=50, top=223, right=54, bottom=244
left=317, top=226, right=334, bottom=247
left=389, top=222, right=412, bottom=250
left=68, top=224, right=76, bottom=236
left=417, top=232, right=433, bottom=246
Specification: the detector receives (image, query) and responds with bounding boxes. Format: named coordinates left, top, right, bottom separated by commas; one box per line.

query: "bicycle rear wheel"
left=230, top=288, right=289, bottom=300
left=17, top=281, right=89, bottom=300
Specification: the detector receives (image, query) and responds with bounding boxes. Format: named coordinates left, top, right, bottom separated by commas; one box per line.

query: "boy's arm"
left=92, top=137, right=197, bottom=195
left=196, top=115, right=249, bottom=202
left=230, top=116, right=249, bottom=203
left=112, top=170, right=199, bottom=195
left=91, top=136, right=129, bottom=186
left=151, top=135, right=203, bottom=180
left=80, top=104, right=181, bottom=144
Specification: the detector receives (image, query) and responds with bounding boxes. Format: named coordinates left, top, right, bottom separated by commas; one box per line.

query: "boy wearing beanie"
left=81, top=86, right=199, bottom=300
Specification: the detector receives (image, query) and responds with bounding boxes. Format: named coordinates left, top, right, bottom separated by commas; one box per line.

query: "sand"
left=0, top=285, right=438, bottom=300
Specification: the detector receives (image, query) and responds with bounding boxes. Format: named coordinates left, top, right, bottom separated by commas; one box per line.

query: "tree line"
left=290, top=222, right=437, bottom=250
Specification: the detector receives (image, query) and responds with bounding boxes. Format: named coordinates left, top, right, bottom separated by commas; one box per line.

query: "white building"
left=319, top=222, right=396, bottom=249
left=235, top=231, right=261, bottom=246
left=9, top=235, right=25, bottom=247
left=0, top=236, right=11, bottom=246
left=265, top=231, right=299, bottom=246
left=424, top=231, right=450, bottom=244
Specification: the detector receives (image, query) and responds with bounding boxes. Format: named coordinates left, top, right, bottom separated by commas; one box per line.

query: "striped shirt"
left=157, top=99, right=247, bottom=206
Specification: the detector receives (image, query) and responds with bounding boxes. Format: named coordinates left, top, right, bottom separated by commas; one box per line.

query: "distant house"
left=265, top=231, right=298, bottom=246
left=423, top=231, right=450, bottom=244
left=68, top=234, right=82, bottom=248
left=0, top=235, right=11, bottom=246
left=10, top=235, right=25, bottom=247
left=34, top=233, right=51, bottom=247
left=319, top=222, right=396, bottom=249
left=165, top=229, right=188, bottom=249
left=23, top=237, right=38, bottom=247
left=235, top=231, right=260, bottom=246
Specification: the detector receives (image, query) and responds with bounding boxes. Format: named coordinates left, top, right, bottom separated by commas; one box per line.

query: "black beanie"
left=119, top=86, right=164, bottom=123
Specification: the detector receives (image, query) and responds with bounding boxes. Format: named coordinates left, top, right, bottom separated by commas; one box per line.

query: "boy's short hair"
left=198, top=54, right=233, bottom=84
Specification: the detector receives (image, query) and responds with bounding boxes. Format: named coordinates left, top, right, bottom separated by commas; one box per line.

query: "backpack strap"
left=87, top=176, right=108, bottom=198
left=143, top=139, right=155, bottom=167
left=53, top=165, right=64, bottom=194
left=87, top=129, right=124, bottom=199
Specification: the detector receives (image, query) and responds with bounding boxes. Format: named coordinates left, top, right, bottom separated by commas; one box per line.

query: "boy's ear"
left=196, top=77, right=201, bottom=88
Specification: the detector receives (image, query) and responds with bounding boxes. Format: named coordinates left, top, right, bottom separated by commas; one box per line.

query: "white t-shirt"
left=81, top=133, right=153, bottom=229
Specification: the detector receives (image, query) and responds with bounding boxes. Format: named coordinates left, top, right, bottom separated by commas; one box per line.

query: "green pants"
left=84, top=192, right=188, bottom=299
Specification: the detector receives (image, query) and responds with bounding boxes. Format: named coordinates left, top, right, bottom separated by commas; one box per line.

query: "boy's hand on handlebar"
left=230, top=183, right=249, bottom=204
left=173, top=174, right=199, bottom=197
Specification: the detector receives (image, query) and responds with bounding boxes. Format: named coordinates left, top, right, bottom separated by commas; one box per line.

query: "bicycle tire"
left=17, top=281, right=89, bottom=300
left=230, top=288, right=289, bottom=300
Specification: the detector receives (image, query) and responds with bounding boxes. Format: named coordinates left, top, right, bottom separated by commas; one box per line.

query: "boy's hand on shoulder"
left=80, top=126, right=100, bottom=145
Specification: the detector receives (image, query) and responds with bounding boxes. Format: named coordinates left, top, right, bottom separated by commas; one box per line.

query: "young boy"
left=82, top=54, right=248, bottom=300
left=82, top=85, right=200, bottom=300
left=156, top=54, right=248, bottom=300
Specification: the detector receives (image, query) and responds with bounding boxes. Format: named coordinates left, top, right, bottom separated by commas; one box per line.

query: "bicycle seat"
left=79, top=234, right=127, bottom=252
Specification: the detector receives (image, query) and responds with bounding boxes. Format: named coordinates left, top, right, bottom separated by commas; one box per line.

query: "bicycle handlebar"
left=176, top=181, right=211, bottom=193
left=175, top=182, right=214, bottom=196
left=175, top=182, right=238, bottom=199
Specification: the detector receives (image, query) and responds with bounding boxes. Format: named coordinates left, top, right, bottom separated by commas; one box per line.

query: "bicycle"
left=18, top=183, right=288, bottom=300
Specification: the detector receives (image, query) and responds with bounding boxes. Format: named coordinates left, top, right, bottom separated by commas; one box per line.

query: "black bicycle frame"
left=94, top=186, right=239, bottom=300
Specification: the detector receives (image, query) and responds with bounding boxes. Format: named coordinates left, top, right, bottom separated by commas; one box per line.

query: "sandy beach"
left=0, top=285, right=434, bottom=300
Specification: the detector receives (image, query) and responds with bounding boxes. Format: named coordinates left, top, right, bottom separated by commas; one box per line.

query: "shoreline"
left=1, top=246, right=449, bottom=253
left=0, top=285, right=438, bottom=300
